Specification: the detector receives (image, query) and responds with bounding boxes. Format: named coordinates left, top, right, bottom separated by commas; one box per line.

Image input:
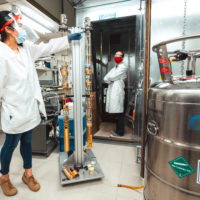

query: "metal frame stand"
left=59, top=27, right=104, bottom=185
left=60, top=149, right=104, bottom=185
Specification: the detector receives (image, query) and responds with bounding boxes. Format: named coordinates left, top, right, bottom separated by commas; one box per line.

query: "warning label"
left=168, top=156, right=195, bottom=178
left=160, top=67, right=169, bottom=73
left=159, top=57, right=167, bottom=64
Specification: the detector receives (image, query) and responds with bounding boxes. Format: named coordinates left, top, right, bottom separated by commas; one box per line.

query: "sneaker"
left=22, top=173, right=40, bottom=192
left=110, top=130, right=119, bottom=137
left=0, top=178, right=17, bottom=196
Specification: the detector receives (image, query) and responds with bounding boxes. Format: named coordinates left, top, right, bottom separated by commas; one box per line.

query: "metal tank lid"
left=149, top=79, right=200, bottom=103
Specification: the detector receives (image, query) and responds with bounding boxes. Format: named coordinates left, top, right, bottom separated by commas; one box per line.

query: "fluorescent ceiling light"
left=19, top=5, right=55, bottom=29
left=10, top=1, right=59, bottom=33
left=23, top=15, right=51, bottom=34
left=0, top=1, right=58, bottom=34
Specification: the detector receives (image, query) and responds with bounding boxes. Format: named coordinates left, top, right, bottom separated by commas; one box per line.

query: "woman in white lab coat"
left=104, top=51, right=128, bottom=137
left=0, top=11, right=81, bottom=196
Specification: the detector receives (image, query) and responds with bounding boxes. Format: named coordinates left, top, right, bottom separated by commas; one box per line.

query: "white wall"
left=150, top=0, right=200, bottom=83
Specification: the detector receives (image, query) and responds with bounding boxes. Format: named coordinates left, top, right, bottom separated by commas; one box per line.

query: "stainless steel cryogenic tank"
left=144, top=81, right=200, bottom=200
left=144, top=35, right=200, bottom=200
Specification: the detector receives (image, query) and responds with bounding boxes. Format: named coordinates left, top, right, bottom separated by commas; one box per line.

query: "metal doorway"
left=91, top=15, right=144, bottom=143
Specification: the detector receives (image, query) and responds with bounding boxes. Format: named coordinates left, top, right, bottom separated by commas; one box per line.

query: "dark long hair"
left=1, top=23, right=15, bottom=42
left=0, top=10, right=23, bottom=46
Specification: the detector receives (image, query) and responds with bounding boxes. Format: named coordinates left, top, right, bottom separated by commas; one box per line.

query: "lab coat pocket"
left=2, top=103, right=16, bottom=126
left=6, top=109, right=23, bottom=128
left=3, top=103, right=30, bottom=129
left=6, top=110, right=14, bottom=123
left=3, top=102, right=12, bottom=117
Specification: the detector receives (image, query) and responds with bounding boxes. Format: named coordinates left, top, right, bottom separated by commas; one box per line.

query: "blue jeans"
left=0, top=130, right=32, bottom=175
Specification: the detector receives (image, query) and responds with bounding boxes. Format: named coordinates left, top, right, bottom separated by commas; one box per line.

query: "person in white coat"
left=0, top=11, right=82, bottom=196
left=104, top=51, right=128, bottom=137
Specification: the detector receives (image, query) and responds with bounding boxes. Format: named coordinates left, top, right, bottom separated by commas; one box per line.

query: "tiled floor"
left=94, top=122, right=140, bottom=143
left=0, top=133, right=144, bottom=200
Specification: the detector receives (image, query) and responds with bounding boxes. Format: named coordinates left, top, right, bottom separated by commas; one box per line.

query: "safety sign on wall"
left=168, top=156, right=195, bottom=178
left=197, top=160, right=200, bottom=184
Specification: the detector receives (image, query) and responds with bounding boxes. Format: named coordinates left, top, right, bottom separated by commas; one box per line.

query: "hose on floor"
left=117, top=184, right=144, bottom=190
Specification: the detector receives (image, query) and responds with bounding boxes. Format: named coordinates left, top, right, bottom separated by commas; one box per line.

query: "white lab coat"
left=0, top=36, right=69, bottom=134
left=104, top=63, right=128, bottom=113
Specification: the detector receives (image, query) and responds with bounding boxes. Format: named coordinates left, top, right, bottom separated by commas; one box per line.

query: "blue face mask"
left=16, top=29, right=27, bottom=44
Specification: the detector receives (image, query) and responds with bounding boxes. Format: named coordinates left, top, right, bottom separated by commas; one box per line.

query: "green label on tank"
left=168, top=156, right=195, bottom=178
